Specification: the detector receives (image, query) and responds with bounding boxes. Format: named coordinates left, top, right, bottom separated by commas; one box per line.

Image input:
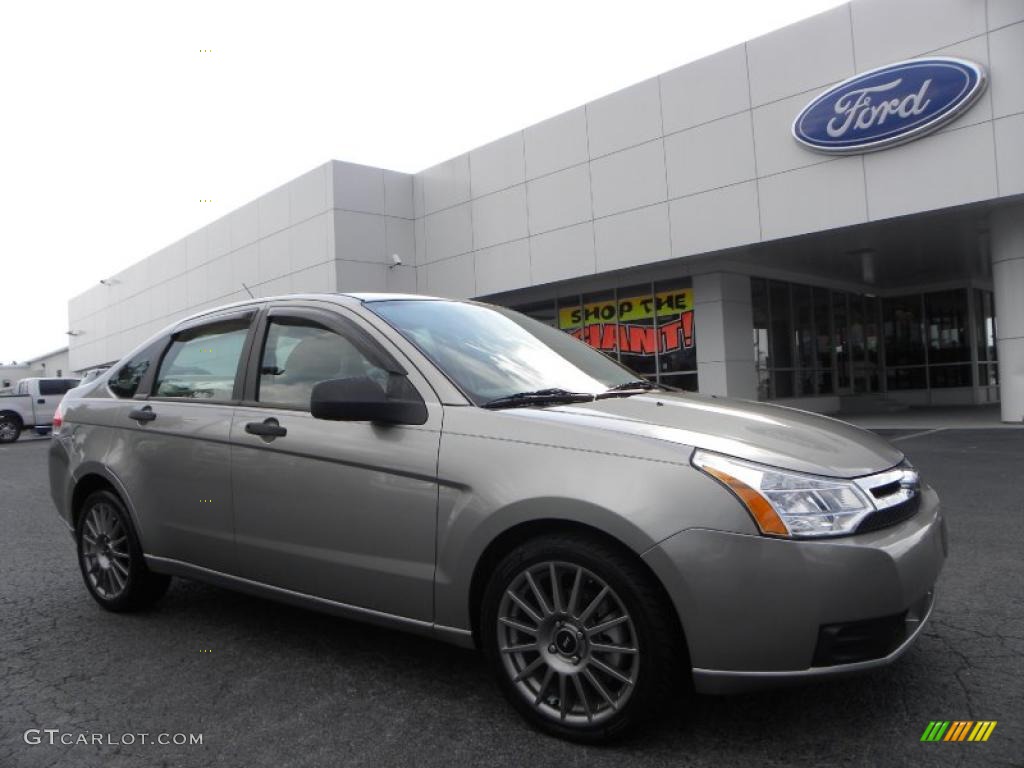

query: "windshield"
left=367, top=300, right=647, bottom=405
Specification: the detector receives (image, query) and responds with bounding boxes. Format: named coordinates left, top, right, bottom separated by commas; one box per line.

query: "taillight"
left=52, top=401, right=64, bottom=430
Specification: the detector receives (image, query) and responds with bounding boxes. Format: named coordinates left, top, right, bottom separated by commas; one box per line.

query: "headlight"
left=692, top=450, right=881, bottom=538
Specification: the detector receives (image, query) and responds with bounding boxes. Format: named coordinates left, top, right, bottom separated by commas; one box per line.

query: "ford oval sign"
left=792, top=57, right=987, bottom=154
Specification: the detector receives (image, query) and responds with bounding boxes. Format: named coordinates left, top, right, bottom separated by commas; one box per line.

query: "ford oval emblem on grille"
left=792, top=57, right=987, bottom=154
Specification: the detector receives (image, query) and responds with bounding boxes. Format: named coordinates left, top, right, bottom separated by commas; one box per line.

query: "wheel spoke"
left=102, top=568, right=115, bottom=596
left=586, top=614, right=629, bottom=637
left=511, top=656, right=545, bottom=684
left=82, top=534, right=97, bottom=546
left=548, top=563, right=563, bottom=613
left=524, top=571, right=551, bottom=617
left=109, top=550, right=130, bottom=561
left=498, top=616, right=537, bottom=635
left=111, top=558, right=129, bottom=578
left=589, top=641, right=638, bottom=655
left=507, top=590, right=543, bottom=626
left=109, top=564, right=126, bottom=591
left=589, top=657, right=634, bottom=686
left=84, top=517, right=100, bottom=539
left=533, top=667, right=554, bottom=706
left=558, top=673, right=568, bottom=721
left=572, top=674, right=592, bottom=722
left=567, top=566, right=583, bottom=616
left=583, top=668, right=617, bottom=711
left=500, top=642, right=538, bottom=654
left=577, top=585, right=609, bottom=625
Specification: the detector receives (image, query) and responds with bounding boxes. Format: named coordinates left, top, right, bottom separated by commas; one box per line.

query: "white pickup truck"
left=0, top=377, right=80, bottom=443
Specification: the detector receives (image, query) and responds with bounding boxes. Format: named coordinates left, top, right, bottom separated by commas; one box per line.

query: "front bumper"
left=643, top=485, right=946, bottom=694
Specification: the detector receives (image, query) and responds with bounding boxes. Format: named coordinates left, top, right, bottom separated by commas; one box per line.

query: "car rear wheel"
left=480, top=534, right=684, bottom=742
left=76, top=490, right=170, bottom=611
left=0, top=414, right=21, bottom=443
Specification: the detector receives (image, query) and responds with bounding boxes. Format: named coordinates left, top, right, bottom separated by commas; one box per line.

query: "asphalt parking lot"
left=1, top=430, right=1021, bottom=768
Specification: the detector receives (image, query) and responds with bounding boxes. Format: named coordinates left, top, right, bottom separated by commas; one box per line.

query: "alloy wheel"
left=80, top=502, right=132, bottom=599
left=496, top=560, right=640, bottom=726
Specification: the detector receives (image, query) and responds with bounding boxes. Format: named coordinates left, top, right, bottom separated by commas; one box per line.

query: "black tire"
left=0, top=414, right=21, bottom=443
left=480, top=533, right=686, bottom=743
left=75, top=489, right=170, bottom=612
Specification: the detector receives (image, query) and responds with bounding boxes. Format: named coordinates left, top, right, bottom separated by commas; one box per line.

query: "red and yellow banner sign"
left=558, top=289, right=695, bottom=356
left=558, top=289, right=693, bottom=329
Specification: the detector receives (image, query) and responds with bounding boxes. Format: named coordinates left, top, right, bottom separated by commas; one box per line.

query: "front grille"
left=812, top=611, right=908, bottom=666
left=869, top=480, right=901, bottom=499
left=853, top=463, right=922, bottom=534
left=855, top=494, right=922, bottom=533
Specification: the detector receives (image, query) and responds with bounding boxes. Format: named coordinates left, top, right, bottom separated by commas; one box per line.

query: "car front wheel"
left=481, top=533, right=684, bottom=742
left=76, top=489, right=171, bottom=612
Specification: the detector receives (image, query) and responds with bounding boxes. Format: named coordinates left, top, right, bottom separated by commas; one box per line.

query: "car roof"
left=342, top=292, right=446, bottom=302
left=170, top=292, right=453, bottom=329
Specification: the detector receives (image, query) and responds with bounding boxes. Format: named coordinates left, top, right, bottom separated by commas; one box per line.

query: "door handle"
left=37, top=398, right=45, bottom=404
left=245, top=418, right=287, bottom=438
left=129, top=406, right=157, bottom=423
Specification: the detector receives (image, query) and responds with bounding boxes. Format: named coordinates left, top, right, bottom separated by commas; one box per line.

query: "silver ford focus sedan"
left=49, top=293, right=946, bottom=742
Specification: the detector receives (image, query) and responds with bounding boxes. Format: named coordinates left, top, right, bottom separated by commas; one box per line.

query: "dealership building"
left=68, top=0, right=1024, bottom=422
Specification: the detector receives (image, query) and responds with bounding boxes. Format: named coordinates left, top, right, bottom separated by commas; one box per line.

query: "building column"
left=693, top=273, right=756, bottom=399
left=991, top=204, right=1024, bottom=423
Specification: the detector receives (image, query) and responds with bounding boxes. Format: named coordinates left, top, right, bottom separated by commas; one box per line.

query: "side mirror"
left=310, top=375, right=427, bottom=425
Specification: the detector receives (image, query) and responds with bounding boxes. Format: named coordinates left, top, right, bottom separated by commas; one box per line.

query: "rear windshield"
left=39, top=379, right=80, bottom=396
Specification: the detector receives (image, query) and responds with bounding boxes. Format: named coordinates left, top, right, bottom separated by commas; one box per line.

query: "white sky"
left=0, top=0, right=844, bottom=364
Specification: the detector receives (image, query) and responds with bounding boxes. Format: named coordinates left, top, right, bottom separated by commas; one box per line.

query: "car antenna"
left=241, top=282, right=254, bottom=298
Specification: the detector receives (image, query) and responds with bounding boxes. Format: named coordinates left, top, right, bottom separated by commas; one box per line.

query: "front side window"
left=368, top=299, right=641, bottom=405
left=154, top=318, right=250, bottom=400
left=109, top=350, right=153, bottom=399
left=257, top=318, right=389, bottom=409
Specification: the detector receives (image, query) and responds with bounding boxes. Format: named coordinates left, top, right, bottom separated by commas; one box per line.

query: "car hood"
left=513, top=392, right=904, bottom=479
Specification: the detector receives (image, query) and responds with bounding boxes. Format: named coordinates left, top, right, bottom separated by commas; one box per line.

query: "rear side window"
left=154, top=318, right=251, bottom=400
left=39, top=379, right=80, bottom=396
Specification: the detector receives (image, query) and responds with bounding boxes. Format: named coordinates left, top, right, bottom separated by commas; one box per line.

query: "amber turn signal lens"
left=701, top=465, right=790, bottom=537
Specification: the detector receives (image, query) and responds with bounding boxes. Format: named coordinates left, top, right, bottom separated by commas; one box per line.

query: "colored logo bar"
left=920, top=721, right=997, bottom=742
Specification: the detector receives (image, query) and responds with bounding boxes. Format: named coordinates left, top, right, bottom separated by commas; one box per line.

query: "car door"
left=229, top=303, right=441, bottom=622
left=13, top=380, right=34, bottom=425
left=36, top=379, right=80, bottom=425
left=109, top=309, right=258, bottom=574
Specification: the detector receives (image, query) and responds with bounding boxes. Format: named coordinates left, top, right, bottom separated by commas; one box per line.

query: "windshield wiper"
left=595, top=379, right=658, bottom=398
left=481, top=388, right=596, bottom=409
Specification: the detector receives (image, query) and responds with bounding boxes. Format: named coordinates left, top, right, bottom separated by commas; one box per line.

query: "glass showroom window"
left=616, top=284, right=659, bottom=381
left=751, top=278, right=834, bottom=400
left=883, top=289, right=976, bottom=390
left=975, top=289, right=998, bottom=387
left=515, top=280, right=698, bottom=390
left=925, top=289, right=971, bottom=388
left=882, top=294, right=927, bottom=390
